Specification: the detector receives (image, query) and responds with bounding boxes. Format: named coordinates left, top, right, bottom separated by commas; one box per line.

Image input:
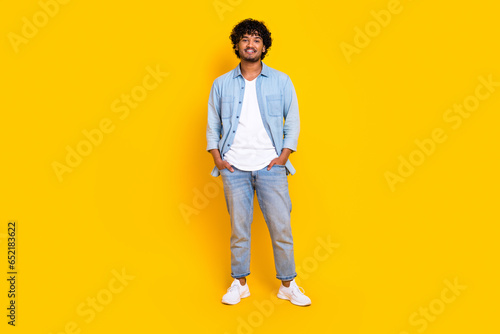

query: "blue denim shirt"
left=206, top=61, right=300, bottom=177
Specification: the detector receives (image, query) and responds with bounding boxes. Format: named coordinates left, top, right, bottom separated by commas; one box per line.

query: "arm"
left=207, top=81, right=234, bottom=172
left=206, top=81, right=222, bottom=152
left=267, top=76, right=300, bottom=170
left=282, top=76, right=300, bottom=152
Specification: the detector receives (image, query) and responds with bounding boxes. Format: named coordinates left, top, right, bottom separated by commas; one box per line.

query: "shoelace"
left=227, top=284, right=239, bottom=293
left=292, top=285, right=306, bottom=296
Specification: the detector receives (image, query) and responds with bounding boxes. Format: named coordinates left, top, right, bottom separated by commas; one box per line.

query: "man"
left=206, top=18, right=311, bottom=306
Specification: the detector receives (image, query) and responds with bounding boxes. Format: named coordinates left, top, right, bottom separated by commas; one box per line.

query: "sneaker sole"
left=221, top=291, right=250, bottom=305
left=277, top=291, right=290, bottom=300
left=277, top=291, right=311, bottom=306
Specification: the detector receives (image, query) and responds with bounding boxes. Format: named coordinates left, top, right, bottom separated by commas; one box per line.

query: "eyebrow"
left=241, top=35, right=262, bottom=39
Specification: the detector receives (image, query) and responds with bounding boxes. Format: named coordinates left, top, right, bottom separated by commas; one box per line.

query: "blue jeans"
left=219, top=164, right=297, bottom=281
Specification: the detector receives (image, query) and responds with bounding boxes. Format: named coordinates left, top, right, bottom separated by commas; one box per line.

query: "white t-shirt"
left=224, top=77, right=278, bottom=170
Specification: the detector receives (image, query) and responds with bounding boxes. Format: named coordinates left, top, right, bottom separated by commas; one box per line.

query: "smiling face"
left=235, top=33, right=266, bottom=62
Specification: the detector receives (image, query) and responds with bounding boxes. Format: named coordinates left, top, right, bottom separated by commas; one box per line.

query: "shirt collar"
left=233, top=61, right=269, bottom=79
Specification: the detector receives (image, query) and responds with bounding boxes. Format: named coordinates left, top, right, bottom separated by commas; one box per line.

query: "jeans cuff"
left=231, top=272, right=250, bottom=279
left=276, top=273, right=297, bottom=281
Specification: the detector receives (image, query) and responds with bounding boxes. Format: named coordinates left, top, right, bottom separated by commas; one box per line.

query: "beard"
left=240, top=50, right=260, bottom=62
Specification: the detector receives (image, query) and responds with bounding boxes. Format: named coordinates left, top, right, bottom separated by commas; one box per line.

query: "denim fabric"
left=220, top=164, right=297, bottom=281
left=206, top=61, right=300, bottom=177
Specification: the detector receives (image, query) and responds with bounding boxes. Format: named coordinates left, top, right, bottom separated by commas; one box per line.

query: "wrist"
left=276, top=157, right=287, bottom=165
left=278, top=154, right=289, bottom=162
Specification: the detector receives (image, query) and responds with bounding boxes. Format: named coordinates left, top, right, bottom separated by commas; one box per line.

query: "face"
left=235, top=33, right=266, bottom=62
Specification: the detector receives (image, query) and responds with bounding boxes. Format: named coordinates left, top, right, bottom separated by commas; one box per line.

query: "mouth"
left=245, top=49, right=256, bottom=55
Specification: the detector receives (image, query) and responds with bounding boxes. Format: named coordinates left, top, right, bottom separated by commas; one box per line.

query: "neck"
left=240, top=60, right=262, bottom=80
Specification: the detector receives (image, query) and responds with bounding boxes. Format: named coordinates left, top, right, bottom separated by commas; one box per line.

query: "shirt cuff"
left=283, top=138, right=298, bottom=152
left=206, top=142, right=219, bottom=152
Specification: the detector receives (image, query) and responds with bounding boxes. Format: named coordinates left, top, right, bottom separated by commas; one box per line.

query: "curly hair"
left=229, top=18, right=272, bottom=60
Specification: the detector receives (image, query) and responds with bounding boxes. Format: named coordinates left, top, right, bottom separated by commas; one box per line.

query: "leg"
left=220, top=167, right=254, bottom=279
left=254, top=165, right=296, bottom=281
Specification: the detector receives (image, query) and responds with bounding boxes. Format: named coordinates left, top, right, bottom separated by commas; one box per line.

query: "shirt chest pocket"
left=266, top=94, right=283, bottom=117
left=221, top=96, right=234, bottom=119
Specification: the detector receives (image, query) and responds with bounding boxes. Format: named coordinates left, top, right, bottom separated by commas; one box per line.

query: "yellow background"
left=1, top=0, right=499, bottom=333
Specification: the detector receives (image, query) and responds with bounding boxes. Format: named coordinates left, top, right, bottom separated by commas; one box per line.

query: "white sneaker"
left=221, top=279, right=250, bottom=305
left=277, top=279, right=311, bottom=306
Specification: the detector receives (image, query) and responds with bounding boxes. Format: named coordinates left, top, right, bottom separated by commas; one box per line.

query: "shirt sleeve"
left=282, top=76, right=300, bottom=152
left=206, top=81, right=222, bottom=152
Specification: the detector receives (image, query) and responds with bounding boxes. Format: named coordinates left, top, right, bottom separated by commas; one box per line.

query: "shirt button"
left=236, top=116, right=239, bottom=118
left=239, top=101, right=241, bottom=104
left=233, top=130, right=235, bottom=133
left=241, top=87, right=244, bottom=89
left=227, top=144, right=230, bottom=146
